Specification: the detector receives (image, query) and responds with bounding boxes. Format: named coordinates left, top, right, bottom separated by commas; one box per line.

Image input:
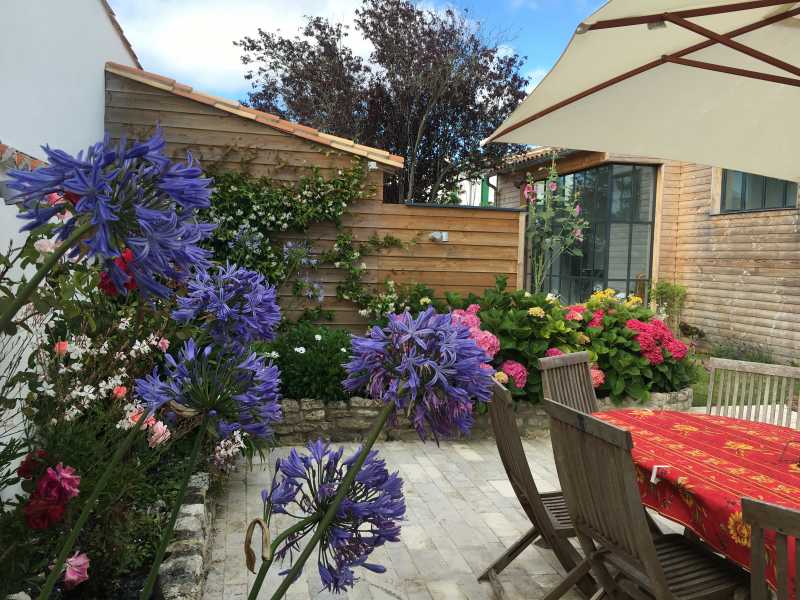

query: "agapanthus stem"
left=247, top=514, right=321, bottom=600
left=0, top=222, right=92, bottom=336
left=37, top=420, right=143, bottom=600
left=139, top=419, right=208, bottom=599
left=267, top=401, right=394, bottom=600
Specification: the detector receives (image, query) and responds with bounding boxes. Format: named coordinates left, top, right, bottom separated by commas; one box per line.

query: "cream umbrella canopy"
left=484, top=1, right=800, bottom=181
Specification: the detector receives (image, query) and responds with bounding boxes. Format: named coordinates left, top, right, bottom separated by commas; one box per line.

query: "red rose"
left=17, top=449, right=47, bottom=480
left=23, top=496, right=66, bottom=530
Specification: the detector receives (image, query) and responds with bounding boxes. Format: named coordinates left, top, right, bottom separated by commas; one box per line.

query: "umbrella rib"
left=665, top=14, right=800, bottom=78
left=664, top=56, right=800, bottom=87
left=486, top=5, right=800, bottom=144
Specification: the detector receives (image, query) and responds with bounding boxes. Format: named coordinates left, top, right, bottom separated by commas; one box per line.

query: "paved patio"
left=203, top=437, right=588, bottom=600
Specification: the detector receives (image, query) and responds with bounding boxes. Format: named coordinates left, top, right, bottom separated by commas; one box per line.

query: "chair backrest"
left=487, top=382, right=559, bottom=542
left=542, top=399, right=672, bottom=598
left=707, top=358, right=800, bottom=429
left=538, top=351, right=598, bottom=414
left=741, top=497, right=800, bottom=600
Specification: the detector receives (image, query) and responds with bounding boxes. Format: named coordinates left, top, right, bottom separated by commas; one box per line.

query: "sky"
left=108, top=0, right=604, bottom=101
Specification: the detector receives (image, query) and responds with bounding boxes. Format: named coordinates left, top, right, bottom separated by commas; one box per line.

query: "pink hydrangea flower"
left=64, top=551, right=90, bottom=589
left=451, top=309, right=481, bottom=330
left=471, top=328, right=500, bottom=359
left=157, top=337, right=170, bottom=352
left=588, top=309, right=605, bottom=328
left=565, top=305, right=585, bottom=321
left=664, top=338, right=688, bottom=360
left=590, top=367, right=605, bottom=389
left=500, top=360, right=528, bottom=389
left=545, top=348, right=564, bottom=357
left=148, top=421, right=171, bottom=448
left=466, top=304, right=481, bottom=315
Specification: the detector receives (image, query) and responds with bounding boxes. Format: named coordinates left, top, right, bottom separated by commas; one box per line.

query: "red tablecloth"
left=594, top=409, right=800, bottom=592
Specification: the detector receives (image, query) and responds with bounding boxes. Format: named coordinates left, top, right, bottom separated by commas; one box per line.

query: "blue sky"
left=109, top=0, right=603, bottom=101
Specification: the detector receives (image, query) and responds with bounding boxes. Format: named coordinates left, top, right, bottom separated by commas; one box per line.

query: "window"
left=539, top=164, right=657, bottom=303
left=721, top=170, right=797, bottom=212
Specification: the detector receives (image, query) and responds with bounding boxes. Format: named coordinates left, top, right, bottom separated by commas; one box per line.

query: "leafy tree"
left=236, top=0, right=528, bottom=203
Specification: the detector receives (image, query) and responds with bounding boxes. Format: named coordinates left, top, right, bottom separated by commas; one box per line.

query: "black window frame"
left=720, top=169, right=798, bottom=213
left=535, top=163, right=657, bottom=304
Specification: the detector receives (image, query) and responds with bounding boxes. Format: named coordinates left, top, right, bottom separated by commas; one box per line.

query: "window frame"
left=720, top=169, right=798, bottom=214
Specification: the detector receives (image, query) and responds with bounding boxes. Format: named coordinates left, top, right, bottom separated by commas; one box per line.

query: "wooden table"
left=594, top=408, right=800, bottom=589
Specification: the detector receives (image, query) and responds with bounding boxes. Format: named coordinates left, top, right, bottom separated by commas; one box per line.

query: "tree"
left=236, top=0, right=528, bottom=203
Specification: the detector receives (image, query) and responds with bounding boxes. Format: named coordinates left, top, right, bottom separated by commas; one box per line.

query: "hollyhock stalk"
left=140, top=418, right=208, bottom=599
left=252, top=401, right=395, bottom=600
left=36, top=422, right=144, bottom=600
left=0, top=222, right=91, bottom=335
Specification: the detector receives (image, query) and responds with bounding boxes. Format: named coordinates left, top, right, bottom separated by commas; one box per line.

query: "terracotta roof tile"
left=0, top=142, right=45, bottom=170
left=105, top=62, right=405, bottom=170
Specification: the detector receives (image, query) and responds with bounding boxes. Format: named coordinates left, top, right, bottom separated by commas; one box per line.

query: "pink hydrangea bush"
left=500, top=360, right=528, bottom=389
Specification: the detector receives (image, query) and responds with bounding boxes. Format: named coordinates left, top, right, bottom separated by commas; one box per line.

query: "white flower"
left=33, top=238, right=58, bottom=254
left=340, top=347, right=348, bottom=353
left=546, top=293, right=558, bottom=304
left=358, top=309, right=369, bottom=317
left=268, top=351, right=280, bottom=359
left=314, top=334, right=322, bottom=342
left=419, top=296, right=432, bottom=306
left=360, top=262, right=367, bottom=270
left=39, top=381, right=56, bottom=397
left=524, top=291, right=531, bottom=298
left=294, top=346, right=306, bottom=354
left=353, top=251, right=360, bottom=259
left=334, top=262, right=341, bottom=268
left=119, top=317, right=132, bottom=330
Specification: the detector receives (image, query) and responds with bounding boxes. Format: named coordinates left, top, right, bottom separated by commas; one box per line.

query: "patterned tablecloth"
left=594, top=409, right=800, bottom=590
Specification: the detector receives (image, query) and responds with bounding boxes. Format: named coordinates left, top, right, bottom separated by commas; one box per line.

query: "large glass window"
left=540, top=164, right=657, bottom=303
left=721, top=170, right=797, bottom=212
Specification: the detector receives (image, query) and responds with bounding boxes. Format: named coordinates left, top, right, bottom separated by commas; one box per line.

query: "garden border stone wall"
left=275, top=388, right=694, bottom=443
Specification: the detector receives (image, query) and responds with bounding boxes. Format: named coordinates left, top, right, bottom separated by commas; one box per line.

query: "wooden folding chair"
left=539, top=351, right=598, bottom=414
left=543, top=398, right=747, bottom=600
left=707, top=358, right=800, bottom=428
left=742, top=497, right=799, bottom=600
left=479, top=382, right=596, bottom=599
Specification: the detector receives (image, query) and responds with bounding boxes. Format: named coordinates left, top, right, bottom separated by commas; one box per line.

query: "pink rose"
left=157, top=338, right=170, bottom=352
left=64, top=551, right=90, bottom=589
left=54, top=341, right=69, bottom=357
left=148, top=421, right=171, bottom=448
left=545, top=348, right=564, bottom=357
left=500, top=360, right=528, bottom=389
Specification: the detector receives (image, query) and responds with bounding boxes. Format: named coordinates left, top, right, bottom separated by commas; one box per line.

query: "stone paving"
left=203, top=437, right=587, bottom=600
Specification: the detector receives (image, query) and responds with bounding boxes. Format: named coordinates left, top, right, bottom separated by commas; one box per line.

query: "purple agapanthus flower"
left=262, top=439, right=405, bottom=593
left=7, top=131, right=215, bottom=297
left=343, top=308, right=494, bottom=441
left=135, top=338, right=282, bottom=440
left=172, top=264, right=281, bottom=350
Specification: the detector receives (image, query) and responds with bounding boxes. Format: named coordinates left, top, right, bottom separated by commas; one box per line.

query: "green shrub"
left=711, top=339, right=774, bottom=364
left=256, top=322, right=352, bottom=402
left=650, top=280, right=687, bottom=331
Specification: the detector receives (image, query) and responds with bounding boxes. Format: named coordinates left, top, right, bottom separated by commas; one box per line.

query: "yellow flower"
left=576, top=333, right=590, bottom=345
left=625, top=295, right=643, bottom=307
left=727, top=511, right=751, bottom=547
left=494, top=372, right=509, bottom=384
left=419, top=296, right=432, bottom=306
left=528, top=306, right=545, bottom=318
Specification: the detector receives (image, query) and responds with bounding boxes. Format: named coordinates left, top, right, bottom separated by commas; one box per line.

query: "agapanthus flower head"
left=172, top=264, right=280, bottom=350
left=262, top=440, right=405, bottom=593
left=8, top=131, right=215, bottom=297
left=343, top=308, right=494, bottom=441
left=135, top=338, right=282, bottom=440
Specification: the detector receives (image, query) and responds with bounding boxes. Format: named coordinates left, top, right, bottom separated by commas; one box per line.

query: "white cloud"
left=109, top=0, right=370, bottom=99
left=525, top=66, right=549, bottom=92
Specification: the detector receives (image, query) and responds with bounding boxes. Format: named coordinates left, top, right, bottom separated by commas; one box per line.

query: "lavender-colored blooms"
left=262, top=440, right=405, bottom=593
left=343, top=308, right=494, bottom=441
left=135, top=338, right=282, bottom=440
left=7, top=131, right=215, bottom=297
left=172, top=264, right=281, bottom=350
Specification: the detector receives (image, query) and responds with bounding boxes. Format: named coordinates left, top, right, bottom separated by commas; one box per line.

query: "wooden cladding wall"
left=672, top=164, right=800, bottom=363
left=105, top=71, right=524, bottom=329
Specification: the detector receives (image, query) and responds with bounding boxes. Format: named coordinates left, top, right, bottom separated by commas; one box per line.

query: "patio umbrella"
left=484, top=1, right=800, bottom=181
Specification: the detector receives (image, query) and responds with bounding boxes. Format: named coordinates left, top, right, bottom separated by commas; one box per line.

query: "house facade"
left=495, top=149, right=800, bottom=363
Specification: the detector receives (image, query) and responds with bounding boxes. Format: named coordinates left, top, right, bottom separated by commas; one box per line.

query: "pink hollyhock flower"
left=590, top=367, right=605, bottom=388
left=548, top=180, right=558, bottom=192
left=500, top=360, right=528, bottom=389
left=471, top=328, right=500, bottom=359
left=157, top=337, right=170, bottom=352
left=148, top=421, right=171, bottom=448
left=523, top=184, right=536, bottom=204
left=112, top=385, right=127, bottom=400
left=565, top=305, right=585, bottom=321
left=588, top=309, right=605, bottom=328
left=575, top=204, right=581, bottom=216
left=64, top=552, right=90, bottom=589
left=545, top=348, right=564, bottom=357
left=466, top=304, right=481, bottom=315
left=573, top=228, right=584, bottom=242
left=53, top=340, right=68, bottom=357
left=451, top=309, right=481, bottom=330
